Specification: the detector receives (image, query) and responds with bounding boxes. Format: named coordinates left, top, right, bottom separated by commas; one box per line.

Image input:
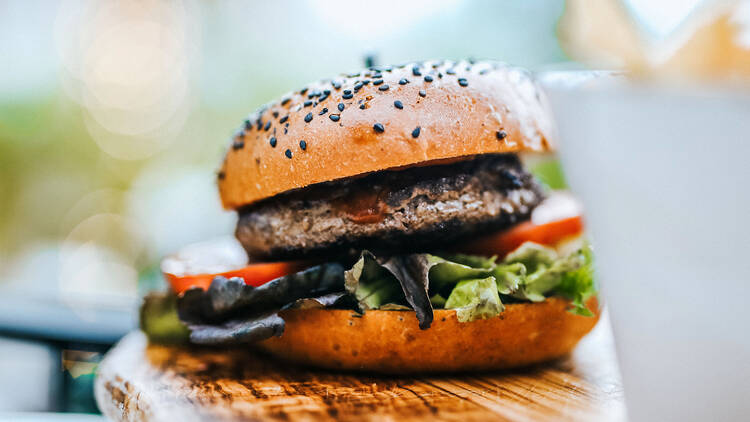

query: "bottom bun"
left=258, top=297, right=600, bottom=373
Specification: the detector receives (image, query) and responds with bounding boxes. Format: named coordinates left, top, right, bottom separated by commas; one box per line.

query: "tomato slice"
left=457, top=216, right=584, bottom=258
left=160, top=237, right=309, bottom=294
left=164, top=261, right=308, bottom=294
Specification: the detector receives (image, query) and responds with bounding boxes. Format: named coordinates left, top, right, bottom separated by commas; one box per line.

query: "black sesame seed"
left=329, top=114, right=340, bottom=122
left=446, top=68, right=456, bottom=75
left=438, top=72, right=443, bottom=78
left=424, top=75, right=433, bottom=82
left=412, top=66, right=421, bottom=76
left=300, top=87, right=308, bottom=95
left=343, top=89, right=352, bottom=95
left=319, top=107, right=328, bottom=115
left=332, top=81, right=342, bottom=89
left=244, top=119, right=252, bottom=130
left=236, top=130, right=245, bottom=138
left=353, top=82, right=364, bottom=91
left=281, top=98, right=291, bottom=106
left=285, top=149, right=292, bottom=159
left=342, top=92, right=353, bottom=99
left=232, top=139, right=244, bottom=150
left=217, top=171, right=225, bottom=180
left=496, top=130, right=507, bottom=140
left=411, top=126, right=421, bottom=138
left=304, top=100, right=313, bottom=107
left=323, top=89, right=331, bottom=95
left=362, top=80, right=370, bottom=85
left=318, top=93, right=329, bottom=102
left=458, top=78, right=469, bottom=87
left=304, top=112, right=313, bottom=123
left=373, top=123, right=384, bottom=133
left=272, top=111, right=279, bottom=118
left=373, top=79, right=384, bottom=85
left=419, top=89, right=426, bottom=97
left=378, top=84, right=389, bottom=91
left=394, top=100, right=403, bottom=109
left=309, top=90, right=321, bottom=98
left=359, top=104, right=366, bottom=110
left=479, top=69, right=488, bottom=75
left=299, top=140, right=307, bottom=150
left=256, top=119, right=262, bottom=130
left=399, top=78, right=409, bottom=85
left=264, top=121, right=271, bottom=131
left=337, top=103, right=345, bottom=112
left=279, top=115, right=288, bottom=124
left=269, top=137, right=277, bottom=147
left=284, top=127, right=288, bottom=134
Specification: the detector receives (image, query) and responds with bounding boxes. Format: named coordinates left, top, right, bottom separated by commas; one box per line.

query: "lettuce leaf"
left=142, top=241, right=597, bottom=345
left=426, top=254, right=496, bottom=295
left=492, top=262, right=526, bottom=294
left=141, top=290, right=354, bottom=346
left=345, top=252, right=434, bottom=329
left=178, top=262, right=345, bottom=323
left=139, top=291, right=190, bottom=344
left=344, top=252, right=405, bottom=310
left=163, top=262, right=347, bottom=345
left=378, top=255, right=434, bottom=329
left=506, top=243, right=593, bottom=305
left=444, top=277, right=504, bottom=322
left=552, top=244, right=596, bottom=316
left=188, top=312, right=286, bottom=345
left=344, top=242, right=597, bottom=324
left=345, top=252, right=504, bottom=329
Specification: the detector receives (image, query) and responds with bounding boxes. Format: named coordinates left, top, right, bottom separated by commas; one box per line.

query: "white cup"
left=542, top=74, right=750, bottom=422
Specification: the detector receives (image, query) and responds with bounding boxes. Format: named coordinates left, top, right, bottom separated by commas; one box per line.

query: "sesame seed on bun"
left=218, top=60, right=555, bottom=209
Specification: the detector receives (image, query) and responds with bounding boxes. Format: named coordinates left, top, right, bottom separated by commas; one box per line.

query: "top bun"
left=218, top=60, right=555, bottom=209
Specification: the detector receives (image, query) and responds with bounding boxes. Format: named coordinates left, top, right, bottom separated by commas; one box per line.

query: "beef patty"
left=236, top=154, right=545, bottom=260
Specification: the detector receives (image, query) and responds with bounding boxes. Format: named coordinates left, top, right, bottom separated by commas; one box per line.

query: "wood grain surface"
left=95, top=315, right=625, bottom=422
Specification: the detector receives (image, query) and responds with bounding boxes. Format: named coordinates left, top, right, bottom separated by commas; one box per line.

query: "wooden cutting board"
left=95, top=316, right=625, bottom=421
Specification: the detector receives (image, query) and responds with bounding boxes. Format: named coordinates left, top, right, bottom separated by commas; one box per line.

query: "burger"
left=140, top=60, right=599, bottom=373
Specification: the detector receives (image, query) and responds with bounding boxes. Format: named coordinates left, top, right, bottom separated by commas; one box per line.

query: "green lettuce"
left=139, top=292, right=190, bottom=344
left=345, top=252, right=434, bottom=328
left=552, top=245, right=596, bottom=316
left=444, top=277, right=503, bottom=322
left=505, top=243, right=587, bottom=302
left=346, top=242, right=597, bottom=324
left=344, top=252, right=405, bottom=310
left=143, top=241, right=598, bottom=345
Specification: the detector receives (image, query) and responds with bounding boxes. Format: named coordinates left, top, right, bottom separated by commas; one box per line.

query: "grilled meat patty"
left=236, top=154, right=545, bottom=260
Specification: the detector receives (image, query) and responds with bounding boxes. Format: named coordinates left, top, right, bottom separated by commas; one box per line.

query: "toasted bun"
left=257, top=297, right=599, bottom=373
left=219, top=60, right=555, bottom=209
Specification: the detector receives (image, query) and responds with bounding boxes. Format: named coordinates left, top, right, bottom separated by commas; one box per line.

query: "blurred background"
left=2, top=0, right=747, bottom=417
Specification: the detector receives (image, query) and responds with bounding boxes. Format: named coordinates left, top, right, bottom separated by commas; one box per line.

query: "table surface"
left=95, top=315, right=625, bottom=422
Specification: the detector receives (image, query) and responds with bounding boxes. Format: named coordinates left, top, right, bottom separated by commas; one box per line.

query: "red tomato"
left=458, top=216, right=584, bottom=258
left=164, top=261, right=308, bottom=294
